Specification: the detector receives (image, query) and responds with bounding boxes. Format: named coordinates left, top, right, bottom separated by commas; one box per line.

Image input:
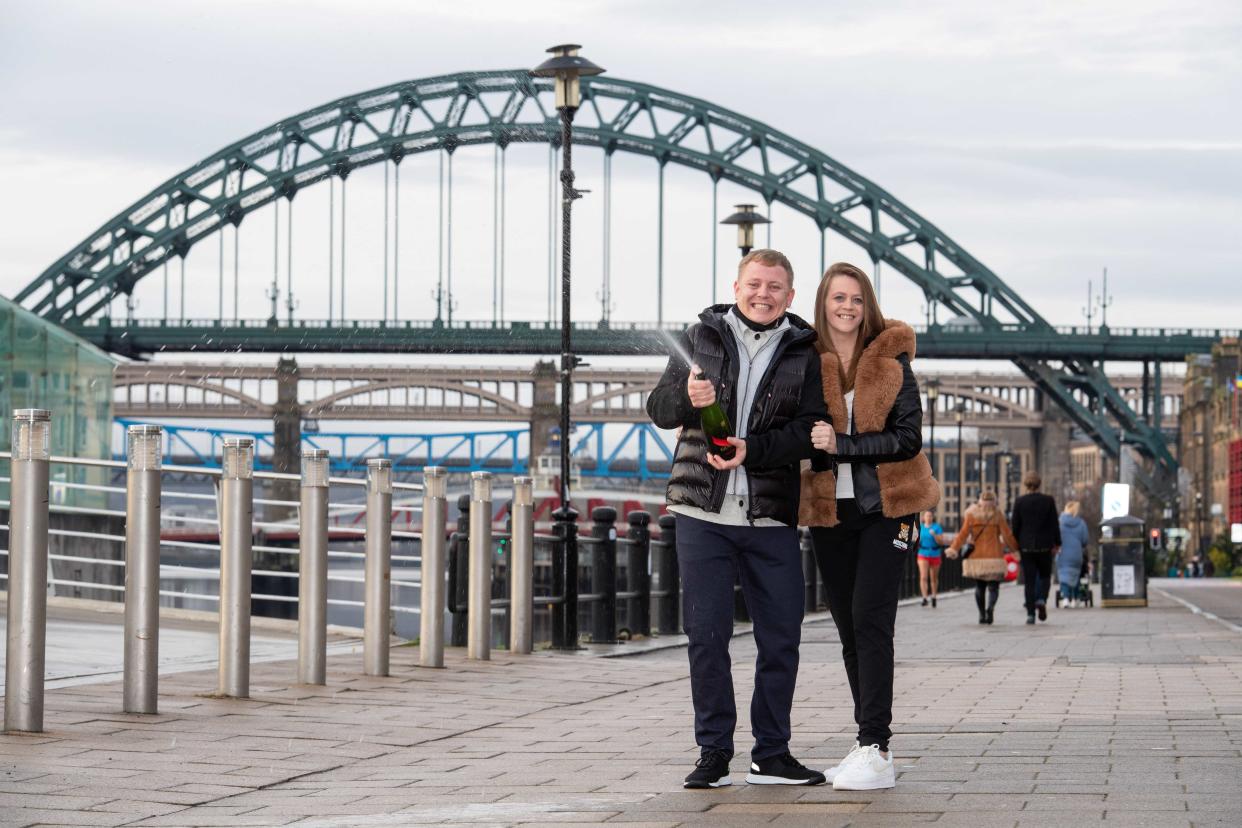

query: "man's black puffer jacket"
left=646, top=305, right=825, bottom=526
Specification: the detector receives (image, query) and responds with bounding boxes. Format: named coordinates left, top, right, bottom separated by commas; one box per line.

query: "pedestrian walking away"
left=1056, top=500, right=1090, bottom=607
left=917, top=509, right=945, bottom=608
left=647, top=248, right=827, bottom=790
left=1011, top=471, right=1061, bottom=624
left=947, top=491, right=1020, bottom=626
left=799, top=261, right=940, bottom=791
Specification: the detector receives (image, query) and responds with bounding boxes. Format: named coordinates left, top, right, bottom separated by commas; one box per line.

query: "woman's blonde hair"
left=971, top=490, right=998, bottom=522
left=813, top=262, right=885, bottom=391
left=1064, top=500, right=1081, bottom=517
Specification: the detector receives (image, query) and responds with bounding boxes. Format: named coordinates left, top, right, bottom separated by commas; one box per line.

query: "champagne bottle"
left=696, top=372, right=736, bottom=461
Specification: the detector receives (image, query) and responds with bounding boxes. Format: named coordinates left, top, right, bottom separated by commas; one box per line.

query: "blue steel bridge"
left=12, top=69, right=1235, bottom=498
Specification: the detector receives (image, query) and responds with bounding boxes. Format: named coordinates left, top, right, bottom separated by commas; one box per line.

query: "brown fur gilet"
left=799, top=320, right=941, bottom=527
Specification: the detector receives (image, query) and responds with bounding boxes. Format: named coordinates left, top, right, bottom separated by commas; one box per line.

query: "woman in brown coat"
left=946, top=491, right=1020, bottom=625
left=799, top=262, right=940, bottom=790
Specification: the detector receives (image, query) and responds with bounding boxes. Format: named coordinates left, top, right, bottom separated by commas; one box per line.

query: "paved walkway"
left=3, top=580, right=1242, bottom=827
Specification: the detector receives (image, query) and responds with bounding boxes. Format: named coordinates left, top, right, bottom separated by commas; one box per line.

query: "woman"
left=799, top=262, right=940, bottom=791
left=946, top=491, right=1020, bottom=625
left=917, top=510, right=945, bottom=607
left=1057, top=500, right=1090, bottom=607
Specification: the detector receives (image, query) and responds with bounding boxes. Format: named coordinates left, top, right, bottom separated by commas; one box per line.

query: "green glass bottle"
left=696, top=373, right=736, bottom=461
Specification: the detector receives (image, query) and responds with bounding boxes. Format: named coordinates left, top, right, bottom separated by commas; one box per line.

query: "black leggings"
left=974, top=580, right=1000, bottom=614
left=811, top=500, right=914, bottom=753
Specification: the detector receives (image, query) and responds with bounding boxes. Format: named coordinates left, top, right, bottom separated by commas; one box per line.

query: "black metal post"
left=552, top=505, right=580, bottom=648
left=928, top=392, right=936, bottom=477
left=448, top=493, right=470, bottom=647
left=656, top=514, right=680, bottom=635
left=800, top=528, right=818, bottom=612
left=550, top=507, right=566, bottom=649
left=591, top=506, right=618, bottom=644
left=627, top=511, right=652, bottom=637
left=558, top=106, right=575, bottom=521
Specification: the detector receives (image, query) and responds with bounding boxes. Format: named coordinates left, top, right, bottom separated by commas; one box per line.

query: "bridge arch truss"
left=19, top=70, right=1175, bottom=490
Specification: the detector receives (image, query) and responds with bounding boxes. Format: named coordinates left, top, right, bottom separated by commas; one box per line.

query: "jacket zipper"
left=736, top=332, right=783, bottom=525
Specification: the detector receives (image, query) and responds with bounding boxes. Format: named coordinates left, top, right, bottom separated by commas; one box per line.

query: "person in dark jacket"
left=647, top=249, right=827, bottom=790
left=799, top=261, right=941, bottom=791
left=1010, top=471, right=1061, bottom=624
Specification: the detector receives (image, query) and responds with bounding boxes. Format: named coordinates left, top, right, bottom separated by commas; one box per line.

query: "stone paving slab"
left=2, top=581, right=1242, bottom=826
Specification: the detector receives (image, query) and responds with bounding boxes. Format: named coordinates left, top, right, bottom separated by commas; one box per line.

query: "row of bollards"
left=2, top=410, right=541, bottom=734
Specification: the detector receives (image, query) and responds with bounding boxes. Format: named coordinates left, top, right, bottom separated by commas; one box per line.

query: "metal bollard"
left=124, top=424, right=162, bottom=714
left=298, top=449, right=329, bottom=685
left=4, top=409, right=51, bottom=733
left=509, top=476, right=534, bottom=655
left=627, top=511, right=652, bottom=638
left=419, top=466, right=447, bottom=668
left=448, top=494, right=470, bottom=647
left=467, top=472, right=493, bottom=660
left=591, top=507, right=618, bottom=644
left=552, top=505, right=580, bottom=649
left=800, top=528, right=818, bottom=613
left=656, top=514, right=680, bottom=635
left=218, top=437, right=253, bottom=698
left=364, top=458, right=393, bottom=677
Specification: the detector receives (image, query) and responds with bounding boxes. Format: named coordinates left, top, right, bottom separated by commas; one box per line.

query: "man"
left=647, top=249, right=827, bottom=789
left=1010, top=470, right=1061, bottom=624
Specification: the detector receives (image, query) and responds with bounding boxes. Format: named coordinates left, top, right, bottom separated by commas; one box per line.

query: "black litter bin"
left=1099, top=515, right=1147, bottom=608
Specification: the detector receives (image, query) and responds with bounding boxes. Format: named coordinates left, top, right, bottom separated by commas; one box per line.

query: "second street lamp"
left=531, top=44, right=605, bottom=650
left=978, top=436, right=998, bottom=495
left=925, top=378, right=940, bottom=481
left=955, top=402, right=966, bottom=516
left=720, top=204, right=770, bottom=257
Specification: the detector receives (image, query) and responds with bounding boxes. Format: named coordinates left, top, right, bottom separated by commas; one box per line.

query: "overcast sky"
left=2, top=0, right=1240, bottom=345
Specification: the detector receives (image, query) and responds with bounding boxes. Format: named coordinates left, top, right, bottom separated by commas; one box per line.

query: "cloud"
left=1, top=0, right=1239, bottom=333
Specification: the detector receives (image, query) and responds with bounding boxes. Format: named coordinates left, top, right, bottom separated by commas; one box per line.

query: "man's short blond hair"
left=737, top=249, right=794, bottom=286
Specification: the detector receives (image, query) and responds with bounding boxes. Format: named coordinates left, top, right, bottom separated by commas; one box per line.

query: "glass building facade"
left=0, top=296, right=115, bottom=507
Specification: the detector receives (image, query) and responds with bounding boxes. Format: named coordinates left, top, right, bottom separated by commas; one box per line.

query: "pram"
left=1055, top=555, right=1093, bottom=608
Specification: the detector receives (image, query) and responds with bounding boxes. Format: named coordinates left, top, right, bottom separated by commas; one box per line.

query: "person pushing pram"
left=1055, top=500, right=1091, bottom=608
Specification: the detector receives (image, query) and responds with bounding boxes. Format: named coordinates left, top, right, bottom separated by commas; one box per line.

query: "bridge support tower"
left=270, top=357, right=302, bottom=521
left=529, top=361, right=560, bottom=464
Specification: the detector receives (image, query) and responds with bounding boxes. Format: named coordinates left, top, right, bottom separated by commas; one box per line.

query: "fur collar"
left=818, top=319, right=916, bottom=432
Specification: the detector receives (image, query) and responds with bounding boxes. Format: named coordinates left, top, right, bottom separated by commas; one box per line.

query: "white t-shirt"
left=836, top=389, right=856, bottom=499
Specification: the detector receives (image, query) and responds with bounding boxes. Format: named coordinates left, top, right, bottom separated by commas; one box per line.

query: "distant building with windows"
left=1180, top=340, right=1242, bottom=555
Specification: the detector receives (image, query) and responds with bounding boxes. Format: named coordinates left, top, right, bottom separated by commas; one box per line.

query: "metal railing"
left=0, top=409, right=460, bottom=732
left=1, top=407, right=967, bottom=734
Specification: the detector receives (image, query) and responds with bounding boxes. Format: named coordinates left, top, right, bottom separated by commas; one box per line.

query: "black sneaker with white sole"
left=745, top=752, right=827, bottom=785
left=683, top=749, right=732, bottom=789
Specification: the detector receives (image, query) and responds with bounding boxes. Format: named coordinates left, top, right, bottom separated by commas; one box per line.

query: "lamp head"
left=720, top=204, right=771, bottom=254
left=531, top=44, right=605, bottom=110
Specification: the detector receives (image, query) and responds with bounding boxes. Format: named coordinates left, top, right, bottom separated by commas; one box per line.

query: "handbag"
left=959, top=519, right=1000, bottom=560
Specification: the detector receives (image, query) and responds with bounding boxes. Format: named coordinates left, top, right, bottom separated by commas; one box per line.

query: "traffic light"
left=1149, top=528, right=1162, bottom=550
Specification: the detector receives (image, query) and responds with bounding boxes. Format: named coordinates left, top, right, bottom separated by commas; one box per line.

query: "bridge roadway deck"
left=3, top=580, right=1241, bottom=827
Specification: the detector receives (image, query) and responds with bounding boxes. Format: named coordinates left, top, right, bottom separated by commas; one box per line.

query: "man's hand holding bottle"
left=688, top=363, right=747, bottom=471
left=686, top=364, right=716, bottom=408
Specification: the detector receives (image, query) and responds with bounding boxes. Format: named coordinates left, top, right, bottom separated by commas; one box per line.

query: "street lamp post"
left=532, top=44, right=604, bottom=650
left=925, top=378, right=940, bottom=480
left=955, top=402, right=966, bottom=519
left=978, top=436, right=998, bottom=495
left=720, top=204, right=771, bottom=257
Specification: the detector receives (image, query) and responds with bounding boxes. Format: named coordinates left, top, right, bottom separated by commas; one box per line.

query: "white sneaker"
left=832, top=743, right=895, bottom=790
left=823, top=741, right=862, bottom=784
